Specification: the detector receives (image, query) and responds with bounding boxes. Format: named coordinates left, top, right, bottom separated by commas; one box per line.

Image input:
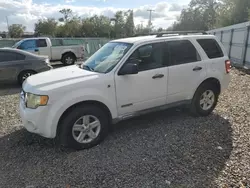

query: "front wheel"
left=58, top=105, right=110, bottom=150
left=189, top=83, right=219, bottom=116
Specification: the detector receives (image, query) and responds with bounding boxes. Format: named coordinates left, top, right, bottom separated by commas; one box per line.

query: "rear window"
left=37, top=39, right=47, bottom=47
left=197, top=39, right=224, bottom=59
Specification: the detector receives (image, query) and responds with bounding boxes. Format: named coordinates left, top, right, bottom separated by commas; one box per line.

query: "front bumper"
left=19, top=95, right=54, bottom=138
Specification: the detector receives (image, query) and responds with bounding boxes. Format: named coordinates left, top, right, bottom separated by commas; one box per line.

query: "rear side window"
left=0, top=51, right=25, bottom=62
left=37, top=39, right=47, bottom=47
left=165, top=40, right=201, bottom=66
left=197, top=39, right=224, bottom=59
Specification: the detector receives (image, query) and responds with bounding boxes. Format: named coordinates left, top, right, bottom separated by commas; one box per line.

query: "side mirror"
left=17, top=46, right=22, bottom=50
left=118, top=61, right=139, bottom=75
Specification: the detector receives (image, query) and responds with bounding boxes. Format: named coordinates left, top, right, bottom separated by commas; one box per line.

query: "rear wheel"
left=57, top=105, right=110, bottom=150
left=18, top=70, right=36, bottom=85
left=62, top=53, right=76, bottom=66
left=190, top=83, right=219, bottom=116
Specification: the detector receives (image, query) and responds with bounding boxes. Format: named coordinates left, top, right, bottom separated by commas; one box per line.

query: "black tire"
left=189, top=82, right=219, bottom=117
left=62, top=53, right=76, bottom=66
left=18, top=70, right=36, bottom=85
left=57, top=105, right=110, bottom=150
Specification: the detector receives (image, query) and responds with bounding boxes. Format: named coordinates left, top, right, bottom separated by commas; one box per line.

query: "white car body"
left=19, top=34, right=231, bottom=140
left=12, top=37, right=84, bottom=62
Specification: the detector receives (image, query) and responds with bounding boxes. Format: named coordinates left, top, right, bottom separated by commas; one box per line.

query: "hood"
left=23, top=65, right=100, bottom=93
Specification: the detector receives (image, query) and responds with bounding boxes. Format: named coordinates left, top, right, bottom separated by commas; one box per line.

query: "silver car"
left=0, top=48, right=52, bottom=85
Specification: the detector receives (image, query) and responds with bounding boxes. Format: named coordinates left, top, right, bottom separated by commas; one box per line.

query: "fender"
left=47, top=87, right=117, bottom=137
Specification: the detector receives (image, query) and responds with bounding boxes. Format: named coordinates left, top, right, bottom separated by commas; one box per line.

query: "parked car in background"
left=0, top=48, right=52, bottom=85
left=19, top=32, right=231, bottom=150
left=12, top=37, right=85, bottom=66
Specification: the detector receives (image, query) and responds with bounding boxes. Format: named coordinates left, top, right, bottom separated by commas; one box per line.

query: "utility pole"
left=147, top=9, right=154, bottom=34
left=6, top=16, right=9, bottom=38
left=140, top=21, right=144, bottom=30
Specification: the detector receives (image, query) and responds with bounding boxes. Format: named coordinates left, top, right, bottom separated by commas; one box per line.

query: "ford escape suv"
left=19, top=32, right=231, bottom=150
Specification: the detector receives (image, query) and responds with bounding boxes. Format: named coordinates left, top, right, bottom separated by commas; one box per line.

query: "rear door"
left=165, top=39, right=207, bottom=104
left=196, top=38, right=227, bottom=73
left=0, top=51, right=26, bottom=81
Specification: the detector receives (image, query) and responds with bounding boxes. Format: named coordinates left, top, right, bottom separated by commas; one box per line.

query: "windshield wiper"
left=81, top=64, right=94, bottom=72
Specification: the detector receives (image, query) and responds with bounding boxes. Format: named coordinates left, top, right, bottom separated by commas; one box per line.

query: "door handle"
left=152, top=74, right=164, bottom=79
left=34, top=49, right=39, bottom=52
left=193, top=66, right=202, bottom=71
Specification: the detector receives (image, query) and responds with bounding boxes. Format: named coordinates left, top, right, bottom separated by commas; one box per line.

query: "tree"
left=59, top=8, right=73, bottom=22
left=34, top=18, right=58, bottom=37
left=114, top=11, right=126, bottom=38
left=157, top=27, right=163, bottom=32
left=171, top=7, right=207, bottom=31
left=190, top=0, right=219, bottom=29
left=216, top=0, right=250, bottom=27
left=124, top=10, right=135, bottom=37
left=8, top=24, right=26, bottom=38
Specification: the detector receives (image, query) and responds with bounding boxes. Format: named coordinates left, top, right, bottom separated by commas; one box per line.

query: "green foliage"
left=216, top=0, right=250, bottom=27
left=59, top=8, right=73, bottom=22
left=31, top=1, right=250, bottom=38
left=171, top=0, right=219, bottom=31
left=170, top=0, right=250, bottom=31
left=34, top=8, right=137, bottom=38
left=8, top=24, right=26, bottom=38
left=34, top=18, right=58, bottom=37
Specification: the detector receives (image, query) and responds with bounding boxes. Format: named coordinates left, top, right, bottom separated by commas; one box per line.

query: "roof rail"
left=156, top=31, right=207, bottom=37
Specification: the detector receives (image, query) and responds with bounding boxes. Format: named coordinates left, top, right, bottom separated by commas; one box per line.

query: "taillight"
left=225, top=60, right=231, bottom=73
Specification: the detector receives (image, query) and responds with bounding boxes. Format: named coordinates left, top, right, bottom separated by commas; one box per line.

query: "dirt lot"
left=0, top=68, right=250, bottom=188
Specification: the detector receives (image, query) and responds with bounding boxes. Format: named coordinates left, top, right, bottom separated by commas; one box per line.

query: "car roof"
left=19, top=37, right=49, bottom=41
left=111, top=34, right=216, bottom=45
left=0, top=48, right=45, bottom=58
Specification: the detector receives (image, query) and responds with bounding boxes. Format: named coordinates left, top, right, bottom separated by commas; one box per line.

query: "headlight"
left=45, top=58, right=49, bottom=64
left=26, top=93, right=49, bottom=109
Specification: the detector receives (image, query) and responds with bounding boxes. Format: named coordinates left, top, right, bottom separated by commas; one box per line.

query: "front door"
left=165, top=39, right=207, bottom=103
left=115, top=42, right=168, bottom=115
left=18, top=39, right=39, bottom=55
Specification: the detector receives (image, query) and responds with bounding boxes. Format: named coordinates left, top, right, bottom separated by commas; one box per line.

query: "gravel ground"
left=0, top=68, right=250, bottom=188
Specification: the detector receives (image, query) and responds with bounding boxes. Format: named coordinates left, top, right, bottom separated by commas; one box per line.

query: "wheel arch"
left=56, top=100, right=112, bottom=136
left=194, top=77, right=221, bottom=98
left=17, top=69, right=37, bottom=82
left=61, top=51, right=76, bottom=60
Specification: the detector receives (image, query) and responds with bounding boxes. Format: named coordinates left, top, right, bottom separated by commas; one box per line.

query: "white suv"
left=19, top=32, right=231, bottom=150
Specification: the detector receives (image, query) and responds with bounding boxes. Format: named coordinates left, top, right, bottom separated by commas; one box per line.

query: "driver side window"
left=127, top=42, right=164, bottom=72
left=19, top=40, right=37, bottom=50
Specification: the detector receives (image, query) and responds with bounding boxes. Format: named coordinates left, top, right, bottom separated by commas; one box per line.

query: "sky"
left=0, top=0, right=190, bottom=32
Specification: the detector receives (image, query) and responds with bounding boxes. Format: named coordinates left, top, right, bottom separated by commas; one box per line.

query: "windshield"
left=81, top=42, right=133, bottom=73
left=12, top=40, right=22, bottom=48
